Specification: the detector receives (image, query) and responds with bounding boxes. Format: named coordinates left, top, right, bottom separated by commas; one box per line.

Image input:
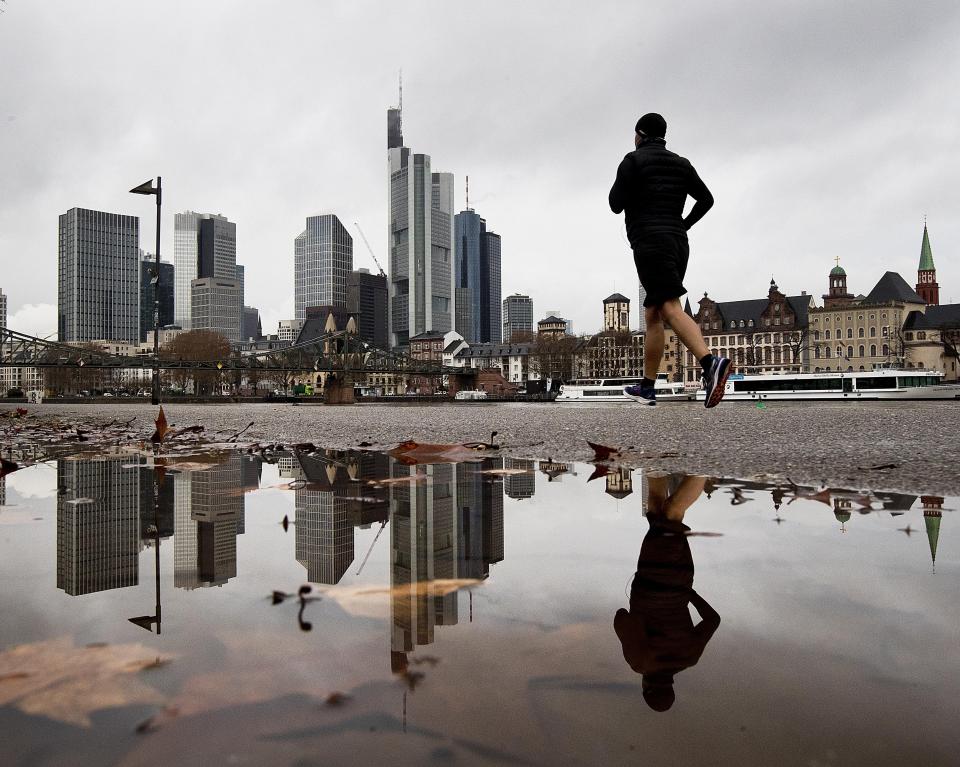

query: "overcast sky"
left=1, top=0, right=958, bottom=338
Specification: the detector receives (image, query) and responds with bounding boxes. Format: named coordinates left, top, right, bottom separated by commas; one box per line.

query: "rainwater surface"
left=0, top=448, right=957, bottom=766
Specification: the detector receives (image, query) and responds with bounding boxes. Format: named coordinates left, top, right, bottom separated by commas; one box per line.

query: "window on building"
left=847, top=345, right=854, bottom=358
left=846, top=328, right=853, bottom=339
left=918, top=331, right=927, bottom=340
left=882, top=344, right=889, bottom=355
left=825, top=330, right=831, bottom=340
left=882, top=327, right=889, bottom=337
left=870, top=344, right=876, bottom=356
left=825, top=347, right=831, bottom=358
left=859, top=345, right=865, bottom=357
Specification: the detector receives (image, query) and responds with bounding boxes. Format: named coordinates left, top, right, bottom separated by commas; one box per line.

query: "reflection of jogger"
left=614, top=474, right=720, bottom=712
left=609, top=113, right=731, bottom=408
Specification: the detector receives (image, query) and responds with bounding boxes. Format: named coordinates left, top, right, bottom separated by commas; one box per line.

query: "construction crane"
left=353, top=222, right=386, bottom=277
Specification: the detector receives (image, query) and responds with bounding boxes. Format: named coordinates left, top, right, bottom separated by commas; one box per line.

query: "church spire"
left=915, top=221, right=939, bottom=305
left=919, top=222, right=935, bottom=271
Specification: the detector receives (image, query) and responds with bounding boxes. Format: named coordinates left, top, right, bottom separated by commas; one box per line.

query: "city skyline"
left=3, top=2, right=957, bottom=342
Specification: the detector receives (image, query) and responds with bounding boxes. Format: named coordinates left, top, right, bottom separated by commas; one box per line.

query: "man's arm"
left=682, top=167, right=714, bottom=231
left=608, top=154, right=633, bottom=214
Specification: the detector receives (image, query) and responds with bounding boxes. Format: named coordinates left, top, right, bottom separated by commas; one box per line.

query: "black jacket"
left=608, top=138, right=714, bottom=246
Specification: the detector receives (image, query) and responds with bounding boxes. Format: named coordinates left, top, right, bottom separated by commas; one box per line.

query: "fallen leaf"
left=587, top=440, right=621, bottom=462
left=0, top=457, right=19, bottom=479
left=388, top=440, right=490, bottom=465
left=0, top=638, right=172, bottom=727
left=150, top=407, right=169, bottom=444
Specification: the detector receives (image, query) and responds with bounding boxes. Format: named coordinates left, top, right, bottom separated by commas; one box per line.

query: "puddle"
left=0, top=447, right=956, bottom=766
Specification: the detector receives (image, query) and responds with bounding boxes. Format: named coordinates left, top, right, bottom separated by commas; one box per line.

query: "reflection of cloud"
left=8, top=303, right=57, bottom=338
left=6, top=464, right=57, bottom=499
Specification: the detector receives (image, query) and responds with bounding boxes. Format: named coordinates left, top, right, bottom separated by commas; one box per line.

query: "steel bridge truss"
left=0, top=327, right=472, bottom=377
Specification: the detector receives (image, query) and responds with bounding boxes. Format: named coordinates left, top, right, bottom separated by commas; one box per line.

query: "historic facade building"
left=809, top=269, right=926, bottom=372
left=667, top=280, right=813, bottom=383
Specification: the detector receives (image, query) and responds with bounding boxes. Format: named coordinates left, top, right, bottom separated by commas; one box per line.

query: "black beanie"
left=635, top=113, right=667, bottom=138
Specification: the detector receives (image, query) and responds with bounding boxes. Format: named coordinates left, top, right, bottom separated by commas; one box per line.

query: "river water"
left=0, top=447, right=956, bottom=765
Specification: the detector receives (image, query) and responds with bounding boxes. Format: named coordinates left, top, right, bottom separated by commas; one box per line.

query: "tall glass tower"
left=58, top=208, right=140, bottom=343
left=387, top=111, right=455, bottom=348
left=454, top=209, right=501, bottom=343
left=294, top=214, right=353, bottom=322
left=173, top=212, right=237, bottom=330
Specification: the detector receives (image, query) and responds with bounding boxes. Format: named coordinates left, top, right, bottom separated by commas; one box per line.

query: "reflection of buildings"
left=503, top=458, right=535, bottom=500
left=921, top=495, right=943, bottom=570
left=138, top=465, right=175, bottom=542
left=390, top=458, right=505, bottom=670
left=173, top=455, right=246, bottom=589
left=605, top=468, right=634, bottom=500
left=56, top=455, right=140, bottom=596
left=293, top=451, right=391, bottom=584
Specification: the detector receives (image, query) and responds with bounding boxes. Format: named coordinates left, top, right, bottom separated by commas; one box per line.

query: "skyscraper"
left=453, top=208, right=502, bottom=343
left=294, top=214, right=353, bottom=322
left=173, top=212, right=239, bottom=331
left=502, top=293, right=533, bottom=343
left=0, top=287, right=6, bottom=328
left=348, top=268, right=389, bottom=348
left=139, top=251, right=175, bottom=342
left=387, top=109, right=455, bottom=348
left=58, top=208, right=140, bottom=343
left=242, top=306, right=262, bottom=341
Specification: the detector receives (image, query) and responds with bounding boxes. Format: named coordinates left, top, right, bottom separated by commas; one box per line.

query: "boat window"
left=857, top=377, right=894, bottom=390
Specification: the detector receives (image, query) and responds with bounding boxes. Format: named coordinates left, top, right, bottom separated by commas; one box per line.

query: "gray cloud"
left=1, top=0, right=958, bottom=337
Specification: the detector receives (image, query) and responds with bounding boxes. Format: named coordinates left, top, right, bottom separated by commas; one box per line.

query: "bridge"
left=0, top=327, right=473, bottom=377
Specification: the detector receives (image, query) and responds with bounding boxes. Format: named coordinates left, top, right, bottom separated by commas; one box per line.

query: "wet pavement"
left=0, top=436, right=957, bottom=766
left=3, top=400, right=960, bottom=494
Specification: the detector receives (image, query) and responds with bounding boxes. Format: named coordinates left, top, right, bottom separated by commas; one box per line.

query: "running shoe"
left=702, top=356, right=732, bottom=409
left=624, top=384, right=657, bottom=406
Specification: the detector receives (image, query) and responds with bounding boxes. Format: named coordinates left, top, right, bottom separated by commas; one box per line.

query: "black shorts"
left=632, top=233, right=689, bottom=308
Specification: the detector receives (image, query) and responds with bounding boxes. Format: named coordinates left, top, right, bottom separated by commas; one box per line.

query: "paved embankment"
left=2, top=401, right=959, bottom=495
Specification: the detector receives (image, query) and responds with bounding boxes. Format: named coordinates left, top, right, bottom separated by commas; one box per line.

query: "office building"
left=387, top=106, right=455, bottom=348
left=637, top=283, right=647, bottom=332
left=294, top=214, right=353, bottom=322
left=454, top=208, right=501, bottom=343
left=347, top=268, right=388, bottom=347
left=58, top=208, right=140, bottom=343
left=139, top=252, right=175, bottom=342
left=174, top=211, right=238, bottom=331
left=242, top=306, right=262, bottom=341
left=56, top=454, right=141, bottom=596
left=191, top=277, right=241, bottom=343
left=502, top=293, right=533, bottom=342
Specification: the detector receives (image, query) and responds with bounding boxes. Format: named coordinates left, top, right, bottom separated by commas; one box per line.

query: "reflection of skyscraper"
left=138, top=464, right=175, bottom=542
left=294, top=455, right=354, bottom=585
left=457, top=458, right=505, bottom=579
left=173, top=455, right=246, bottom=589
left=503, top=458, right=535, bottom=500
left=390, top=462, right=460, bottom=670
left=56, top=455, right=140, bottom=595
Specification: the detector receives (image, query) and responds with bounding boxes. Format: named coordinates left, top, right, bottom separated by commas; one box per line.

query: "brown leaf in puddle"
left=150, top=407, right=169, bottom=444
left=587, top=464, right=610, bottom=482
left=388, top=440, right=490, bottom=465
left=324, top=691, right=348, bottom=706
left=587, top=440, right=621, bottom=462
left=0, top=638, right=172, bottom=727
left=478, top=468, right=532, bottom=476
left=367, top=474, right=431, bottom=486
left=321, top=579, right=481, bottom=619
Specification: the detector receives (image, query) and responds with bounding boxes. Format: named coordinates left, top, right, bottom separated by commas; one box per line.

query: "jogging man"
left=609, top=112, right=731, bottom=407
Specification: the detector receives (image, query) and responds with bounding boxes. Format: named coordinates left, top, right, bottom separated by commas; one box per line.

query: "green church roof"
left=919, top=224, right=935, bottom=271
left=924, top=512, right=941, bottom=566
left=830, top=265, right=846, bottom=277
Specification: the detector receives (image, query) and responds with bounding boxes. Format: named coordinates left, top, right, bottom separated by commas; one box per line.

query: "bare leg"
left=643, top=305, right=665, bottom=381
left=661, top=475, right=707, bottom=522
left=660, top=299, right=710, bottom=360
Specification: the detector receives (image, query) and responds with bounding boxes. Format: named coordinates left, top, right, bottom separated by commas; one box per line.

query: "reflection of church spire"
left=605, top=468, right=633, bottom=500
left=921, top=495, right=943, bottom=573
left=833, top=498, right=852, bottom=533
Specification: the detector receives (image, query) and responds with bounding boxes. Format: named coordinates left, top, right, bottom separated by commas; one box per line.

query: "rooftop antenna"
left=398, top=69, right=403, bottom=124
left=466, top=175, right=470, bottom=210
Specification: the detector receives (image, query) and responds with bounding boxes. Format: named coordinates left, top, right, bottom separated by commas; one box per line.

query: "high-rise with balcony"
left=294, top=214, right=353, bottom=322
left=387, top=107, right=455, bottom=348
left=58, top=208, right=140, bottom=343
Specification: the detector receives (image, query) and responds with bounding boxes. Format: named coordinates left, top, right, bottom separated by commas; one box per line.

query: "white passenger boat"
left=556, top=374, right=690, bottom=402
left=694, top=369, right=960, bottom=402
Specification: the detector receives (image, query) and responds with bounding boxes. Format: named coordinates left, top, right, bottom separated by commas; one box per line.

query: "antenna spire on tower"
left=466, top=175, right=470, bottom=210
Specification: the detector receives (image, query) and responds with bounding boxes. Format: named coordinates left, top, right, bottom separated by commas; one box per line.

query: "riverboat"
left=556, top=374, right=689, bottom=402
left=694, top=369, right=960, bottom=402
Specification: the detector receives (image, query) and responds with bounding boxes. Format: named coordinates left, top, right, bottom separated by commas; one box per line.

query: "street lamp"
left=130, top=177, right=162, bottom=405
